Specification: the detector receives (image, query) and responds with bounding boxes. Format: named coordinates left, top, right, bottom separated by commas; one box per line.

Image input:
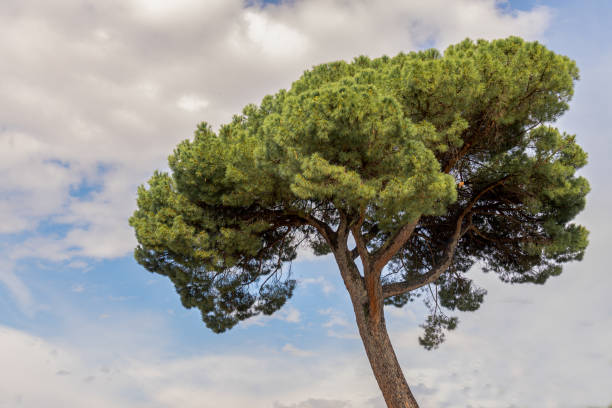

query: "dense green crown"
left=130, top=37, right=588, bottom=336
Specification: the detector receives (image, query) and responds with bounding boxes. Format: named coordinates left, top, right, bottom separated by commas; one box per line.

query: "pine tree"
left=130, top=37, right=589, bottom=407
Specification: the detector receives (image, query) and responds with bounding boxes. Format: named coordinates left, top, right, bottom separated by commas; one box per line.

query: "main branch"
left=381, top=176, right=511, bottom=299
left=371, top=218, right=420, bottom=276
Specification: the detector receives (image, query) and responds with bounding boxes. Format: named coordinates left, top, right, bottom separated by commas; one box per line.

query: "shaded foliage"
left=419, top=315, right=459, bottom=350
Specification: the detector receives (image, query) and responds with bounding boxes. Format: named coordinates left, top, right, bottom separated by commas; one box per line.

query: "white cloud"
left=2, top=2, right=612, bottom=406
left=325, top=330, right=360, bottom=341
left=382, top=256, right=612, bottom=407
left=241, top=11, right=310, bottom=58
left=274, top=398, right=352, bottom=408
left=281, top=305, right=302, bottom=323
left=130, top=0, right=202, bottom=18
left=240, top=304, right=302, bottom=328
left=0, top=324, right=381, bottom=408
left=71, top=283, right=84, bottom=293
left=300, top=276, right=335, bottom=294
left=3, top=250, right=612, bottom=408
left=282, top=343, right=315, bottom=357
left=320, top=308, right=350, bottom=328
left=319, top=308, right=360, bottom=339
left=0, top=261, right=33, bottom=312
left=177, top=94, right=210, bottom=112
left=0, top=0, right=551, bottom=309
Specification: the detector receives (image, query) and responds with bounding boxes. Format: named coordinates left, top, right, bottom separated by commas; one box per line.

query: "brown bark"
left=352, top=298, right=420, bottom=408
left=333, top=246, right=420, bottom=408
left=371, top=219, right=419, bottom=275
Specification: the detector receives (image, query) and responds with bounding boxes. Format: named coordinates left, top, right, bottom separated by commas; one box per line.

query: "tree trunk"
left=351, top=301, right=420, bottom=408
left=332, top=240, right=419, bottom=408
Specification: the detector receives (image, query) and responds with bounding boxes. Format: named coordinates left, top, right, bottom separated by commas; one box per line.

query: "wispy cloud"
left=320, top=308, right=351, bottom=329
left=71, top=283, right=85, bottom=293
left=0, top=261, right=33, bottom=313
left=282, top=343, right=315, bottom=357
left=319, top=308, right=359, bottom=339
left=241, top=305, right=302, bottom=327
left=300, top=276, right=335, bottom=294
left=0, top=324, right=381, bottom=408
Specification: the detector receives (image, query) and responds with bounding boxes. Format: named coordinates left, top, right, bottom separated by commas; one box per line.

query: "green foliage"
left=438, top=275, right=487, bottom=312
left=130, top=37, right=588, bottom=340
left=418, top=315, right=459, bottom=350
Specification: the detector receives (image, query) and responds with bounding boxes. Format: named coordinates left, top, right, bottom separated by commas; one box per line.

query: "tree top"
left=130, top=37, right=588, bottom=336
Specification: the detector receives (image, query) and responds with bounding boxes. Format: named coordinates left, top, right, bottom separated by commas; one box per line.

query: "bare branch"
left=370, top=218, right=420, bottom=277
left=351, top=207, right=370, bottom=266
left=330, top=209, right=366, bottom=301
left=381, top=231, right=460, bottom=298
left=278, top=209, right=337, bottom=247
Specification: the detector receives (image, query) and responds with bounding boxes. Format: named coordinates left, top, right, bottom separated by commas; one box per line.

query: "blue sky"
left=1, top=1, right=611, bottom=407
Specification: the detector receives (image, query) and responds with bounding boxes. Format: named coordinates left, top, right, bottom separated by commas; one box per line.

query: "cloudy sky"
left=1, top=0, right=611, bottom=407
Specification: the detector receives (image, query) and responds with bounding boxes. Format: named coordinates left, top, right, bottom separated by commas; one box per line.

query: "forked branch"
left=381, top=176, right=511, bottom=299
left=370, top=218, right=420, bottom=277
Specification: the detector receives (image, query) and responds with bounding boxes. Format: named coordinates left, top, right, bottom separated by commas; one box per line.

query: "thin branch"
left=349, top=206, right=370, bottom=264
left=284, top=209, right=336, bottom=245
left=444, top=141, right=472, bottom=173
left=258, top=269, right=279, bottom=295
left=351, top=230, right=370, bottom=267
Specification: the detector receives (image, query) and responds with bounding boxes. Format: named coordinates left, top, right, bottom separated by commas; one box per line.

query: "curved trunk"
left=332, top=238, right=420, bottom=408
left=351, top=298, right=420, bottom=408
